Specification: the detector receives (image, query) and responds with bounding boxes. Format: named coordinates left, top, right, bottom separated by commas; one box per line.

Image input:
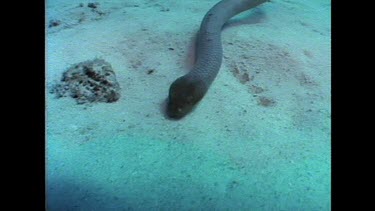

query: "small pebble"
left=48, top=20, right=61, bottom=28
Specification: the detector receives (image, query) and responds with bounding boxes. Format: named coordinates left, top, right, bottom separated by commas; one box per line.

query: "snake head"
left=166, top=76, right=206, bottom=119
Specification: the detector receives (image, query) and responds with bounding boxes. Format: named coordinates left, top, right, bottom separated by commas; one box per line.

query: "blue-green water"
left=47, top=0, right=331, bottom=210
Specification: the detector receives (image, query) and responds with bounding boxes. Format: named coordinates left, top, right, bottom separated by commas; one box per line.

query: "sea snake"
left=166, top=0, right=269, bottom=119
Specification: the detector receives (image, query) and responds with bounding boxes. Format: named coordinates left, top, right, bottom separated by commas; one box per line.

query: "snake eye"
left=186, top=96, right=194, bottom=103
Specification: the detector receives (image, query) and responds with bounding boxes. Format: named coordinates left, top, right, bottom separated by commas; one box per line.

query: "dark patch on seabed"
left=224, top=39, right=320, bottom=110
left=47, top=2, right=108, bottom=33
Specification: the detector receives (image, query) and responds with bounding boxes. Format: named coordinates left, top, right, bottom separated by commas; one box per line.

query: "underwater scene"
left=46, top=0, right=331, bottom=210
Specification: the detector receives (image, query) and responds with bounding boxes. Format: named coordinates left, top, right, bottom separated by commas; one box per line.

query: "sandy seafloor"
left=46, top=0, right=331, bottom=210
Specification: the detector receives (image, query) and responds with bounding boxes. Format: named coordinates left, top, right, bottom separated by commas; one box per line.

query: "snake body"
left=166, top=0, right=269, bottom=119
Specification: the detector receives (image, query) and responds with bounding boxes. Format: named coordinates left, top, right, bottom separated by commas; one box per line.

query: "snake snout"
left=166, top=104, right=185, bottom=119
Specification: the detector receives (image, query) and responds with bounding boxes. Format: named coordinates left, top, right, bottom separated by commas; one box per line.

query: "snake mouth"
left=166, top=110, right=184, bottom=119
left=166, top=100, right=189, bottom=119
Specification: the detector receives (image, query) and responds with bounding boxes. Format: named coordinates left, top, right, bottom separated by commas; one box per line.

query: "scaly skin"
left=167, top=0, right=269, bottom=119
